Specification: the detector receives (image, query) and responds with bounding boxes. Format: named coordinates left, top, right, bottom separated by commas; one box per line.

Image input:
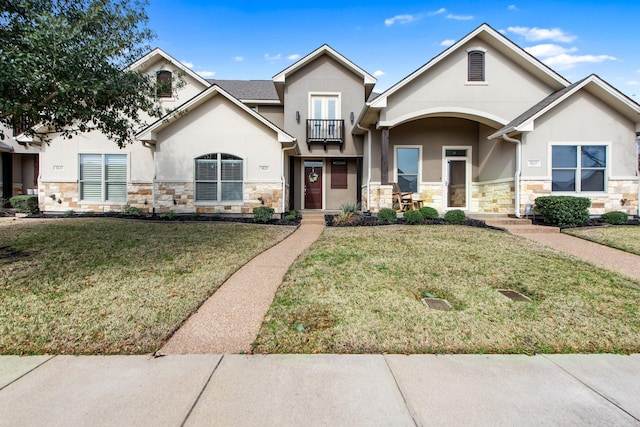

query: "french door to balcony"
left=310, top=95, right=340, bottom=139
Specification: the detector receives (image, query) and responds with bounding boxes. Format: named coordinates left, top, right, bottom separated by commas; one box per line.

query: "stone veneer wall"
left=39, top=181, right=287, bottom=214
left=471, top=180, right=515, bottom=214
left=155, top=181, right=285, bottom=214
left=520, top=179, right=639, bottom=216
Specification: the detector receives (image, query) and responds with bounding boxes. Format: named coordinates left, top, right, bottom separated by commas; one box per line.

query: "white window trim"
left=308, top=92, right=341, bottom=120
left=548, top=142, right=609, bottom=194
left=442, top=146, right=472, bottom=211
left=194, top=152, right=245, bottom=204
left=393, top=145, right=422, bottom=194
left=78, top=153, right=128, bottom=203
left=465, top=47, right=488, bottom=85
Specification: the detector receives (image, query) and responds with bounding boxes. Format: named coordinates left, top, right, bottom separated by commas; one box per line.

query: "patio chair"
left=391, top=182, right=413, bottom=212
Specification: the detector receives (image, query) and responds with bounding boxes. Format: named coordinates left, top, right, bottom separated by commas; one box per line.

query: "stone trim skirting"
left=38, top=181, right=287, bottom=214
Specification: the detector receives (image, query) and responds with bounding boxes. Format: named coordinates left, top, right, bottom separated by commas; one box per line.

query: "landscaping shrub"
left=377, top=208, right=397, bottom=223
left=419, top=206, right=439, bottom=220
left=534, top=196, right=590, bottom=226
left=160, top=210, right=176, bottom=219
left=253, top=206, right=274, bottom=223
left=122, top=205, right=144, bottom=217
left=9, top=195, right=39, bottom=213
left=601, top=211, right=628, bottom=225
left=403, top=210, right=423, bottom=224
left=284, top=213, right=297, bottom=221
left=339, top=201, right=360, bottom=213
left=444, top=209, right=466, bottom=224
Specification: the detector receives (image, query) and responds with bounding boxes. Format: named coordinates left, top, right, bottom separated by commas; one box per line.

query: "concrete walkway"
left=483, top=217, right=640, bottom=283
left=1, top=353, right=640, bottom=426
left=159, top=214, right=325, bottom=354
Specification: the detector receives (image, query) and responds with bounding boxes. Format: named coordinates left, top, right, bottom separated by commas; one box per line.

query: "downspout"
left=356, top=123, right=371, bottom=213
left=282, top=141, right=298, bottom=215
left=502, top=134, right=522, bottom=218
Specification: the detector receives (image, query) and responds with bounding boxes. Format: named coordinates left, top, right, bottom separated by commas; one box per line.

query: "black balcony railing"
left=306, top=119, right=344, bottom=151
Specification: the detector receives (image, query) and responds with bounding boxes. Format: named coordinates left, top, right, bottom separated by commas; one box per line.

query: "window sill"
left=195, top=201, right=244, bottom=206
left=465, top=81, right=488, bottom=86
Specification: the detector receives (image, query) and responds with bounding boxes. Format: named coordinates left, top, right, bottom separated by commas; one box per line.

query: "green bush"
left=419, top=206, right=439, bottom=220
left=122, top=205, right=144, bottom=217
left=377, top=208, right=397, bottom=223
left=601, top=211, right=628, bottom=225
left=534, top=196, right=591, bottom=226
left=403, top=209, right=423, bottom=224
left=284, top=214, right=297, bottom=221
left=160, top=210, right=176, bottom=219
left=64, top=210, right=75, bottom=217
left=9, top=195, right=39, bottom=213
left=339, top=201, right=360, bottom=213
left=444, top=209, right=466, bottom=224
left=253, top=206, right=275, bottom=223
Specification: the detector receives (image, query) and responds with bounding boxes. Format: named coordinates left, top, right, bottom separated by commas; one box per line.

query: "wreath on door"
left=308, top=171, right=319, bottom=183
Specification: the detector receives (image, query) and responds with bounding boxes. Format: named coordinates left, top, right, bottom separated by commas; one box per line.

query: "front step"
left=477, top=217, right=559, bottom=234
left=482, top=218, right=532, bottom=227
left=301, top=213, right=326, bottom=225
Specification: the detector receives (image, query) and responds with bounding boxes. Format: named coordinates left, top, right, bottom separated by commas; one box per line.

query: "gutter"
left=355, top=123, right=371, bottom=213
left=502, top=134, right=522, bottom=218
left=281, top=141, right=298, bottom=215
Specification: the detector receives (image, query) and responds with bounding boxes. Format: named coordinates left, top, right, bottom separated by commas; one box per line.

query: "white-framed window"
left=395, top=146, right=421, bottom=193
left=551, top=144, right=607, bottom=192
left=195, top=153, right=243, bottom=202
left=79, top=154, right=127, bottom=202
left=310, top=94, right=340, bottom=120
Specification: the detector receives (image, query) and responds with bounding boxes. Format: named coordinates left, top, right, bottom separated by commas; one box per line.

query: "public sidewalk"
left=1, top=353, right=640, bottom=426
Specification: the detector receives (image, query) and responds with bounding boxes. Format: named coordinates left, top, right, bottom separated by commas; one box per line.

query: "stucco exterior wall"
left=521, top=91, right=639, bottom=179
left=283, top=55, right=366, bottom=157
left=255, top=105, right=284, bottom=129
left=380, top=39, right=554, bottom=127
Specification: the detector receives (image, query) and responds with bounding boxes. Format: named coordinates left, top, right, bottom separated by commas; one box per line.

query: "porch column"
left=381, top=127, right=389, bottom=185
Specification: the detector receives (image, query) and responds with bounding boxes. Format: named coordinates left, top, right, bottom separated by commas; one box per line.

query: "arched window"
left=195, top=153, right=243, bottom=202
left=156, top=70, right=172, bottom=98
left=467, top=51, right=485, bottom=82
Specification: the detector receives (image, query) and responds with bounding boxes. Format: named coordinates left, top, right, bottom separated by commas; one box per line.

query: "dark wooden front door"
left=304, top=166, right=322, bottom=209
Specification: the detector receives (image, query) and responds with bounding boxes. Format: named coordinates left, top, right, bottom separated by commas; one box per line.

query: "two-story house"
left=2, top=23, right=639, bottom=217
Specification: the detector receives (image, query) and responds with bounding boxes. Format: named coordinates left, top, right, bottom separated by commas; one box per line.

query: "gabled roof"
left=136, top=84, right=297, bottom=146
left=366, top=23, right=570, bottom=112
left=272, top=44, right=377, bottom=101
left=0, top=140, right=13, bottom=152
left=208, top=80, right=279, bottom=103
left=489, top=74, right=640, bottom=139
left=128, top=48, right=211, bottom=88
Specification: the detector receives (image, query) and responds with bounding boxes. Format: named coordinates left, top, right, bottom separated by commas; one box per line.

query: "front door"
left=304, top=162, right=323, bottom=209
left=443, top=148, right=471, bottom=210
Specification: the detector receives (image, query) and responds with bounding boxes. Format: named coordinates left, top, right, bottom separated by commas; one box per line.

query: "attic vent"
left=468, top=51, right=485, bottom=82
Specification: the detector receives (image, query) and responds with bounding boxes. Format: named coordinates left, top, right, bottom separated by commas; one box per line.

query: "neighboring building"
left=1, top=23, right=639, bottom=216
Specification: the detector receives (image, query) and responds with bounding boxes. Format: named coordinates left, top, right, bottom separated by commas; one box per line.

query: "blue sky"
left=146, top=1, right=640, bottom=99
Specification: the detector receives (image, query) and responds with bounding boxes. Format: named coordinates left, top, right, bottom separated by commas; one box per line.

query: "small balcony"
left=306, top=119, right=345, bottom=151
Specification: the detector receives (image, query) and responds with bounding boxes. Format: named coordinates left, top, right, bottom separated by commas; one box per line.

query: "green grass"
left=254, top=226, right=640, bottom=355
left=0, top=218, right=294, bottom=355
left=563, top=226, right=640, bottom=255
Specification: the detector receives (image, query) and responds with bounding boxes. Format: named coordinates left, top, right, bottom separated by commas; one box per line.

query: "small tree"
left=0, top=0, right=171, bottom=147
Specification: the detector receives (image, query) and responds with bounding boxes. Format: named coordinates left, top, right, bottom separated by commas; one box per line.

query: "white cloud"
left=525, top=44, right=577, bottom=58
left=507, top=26, right=576, bottom=43
left=542, top=54, right=616, bottom=70
left=384, top=14, right=415, bottom=26
left=440, top=39, right=456, bottom=47
left=373, top=70, right=385, bottom=77
left=181, top=61, right=194, bottom=69
left=429, top=8, right=446, bottom=16
left=197, top=70, right=216, bottom=78
left=446, top=13, right=473, bottom=21
left=508, top=4, right=517, bottom=10
left=264, top=53, right=282, bottom=61
left=287, top=54, right=301, bottom=61
left=233, top=56, right=244, bottom=62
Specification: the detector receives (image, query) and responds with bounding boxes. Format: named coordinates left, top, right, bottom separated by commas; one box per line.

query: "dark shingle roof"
left=207, top=79, right=279, bottom=101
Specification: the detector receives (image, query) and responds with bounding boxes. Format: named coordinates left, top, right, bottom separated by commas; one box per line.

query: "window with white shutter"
left=79, top=154, right=127, bottom=202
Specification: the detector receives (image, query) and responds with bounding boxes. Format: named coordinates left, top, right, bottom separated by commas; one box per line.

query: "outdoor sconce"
left=621, top=198, right=627, bottom=206
left=143, top=199, right=148, bottom=205
left=350, top=112, right=354, bottom=124
left=295, top=111, right=300, bottom=122
left=173, top=199, right=177, bottom=205
left=49, top=194, right=56, bottom=200
left=57, top=198, right=62, bottom=204
left=258, top=196, right=265, bottom=205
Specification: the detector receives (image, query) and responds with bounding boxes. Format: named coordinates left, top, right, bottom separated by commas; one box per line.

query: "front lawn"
left=0, top=218, right=294, bottom=354
left=563, top=226, right=640, bottom=255
left=254, top=226, right=640, bottom=354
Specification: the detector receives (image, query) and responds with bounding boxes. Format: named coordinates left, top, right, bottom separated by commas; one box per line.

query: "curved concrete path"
left=159, top=214, right=325, bottom=355
left=485, top=218, right=640, bottom=283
